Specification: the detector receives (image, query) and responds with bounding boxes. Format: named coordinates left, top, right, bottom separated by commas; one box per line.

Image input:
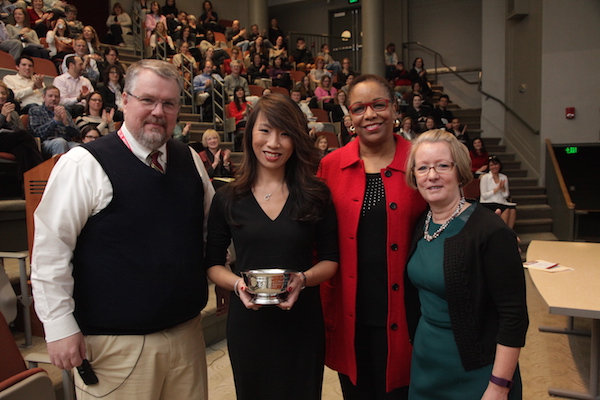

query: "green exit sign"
left=565, top=147, right=578, bottom=154
left=348, top=0, right=359, bottom=3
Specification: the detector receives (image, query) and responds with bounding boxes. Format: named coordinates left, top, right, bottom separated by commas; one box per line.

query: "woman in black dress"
left=205, top=93, right=339, bottom=400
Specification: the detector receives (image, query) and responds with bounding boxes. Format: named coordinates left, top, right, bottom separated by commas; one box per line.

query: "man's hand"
left=33, top=74, right=45, bottom=89
left=53, top=105, right=65, bottom=122
left=47, top=332, right=86, bottom=370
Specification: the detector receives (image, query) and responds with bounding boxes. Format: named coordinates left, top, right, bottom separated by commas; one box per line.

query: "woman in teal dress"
left=404, top=130, right=528, bottom=399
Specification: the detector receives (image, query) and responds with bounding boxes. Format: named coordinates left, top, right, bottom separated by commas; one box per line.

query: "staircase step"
left=511, top=194, right=548, bottom=205
left=508, top=177, right=538, bottom=187
left=503, top=169, right=528, bottom=178
left=510, top=186, right=546, bottom=196
left=486, top=145, right=506, bottom=154
left=453, top=108, right=482, bottom=118
left=513, top=218, right=553, bottom=234
left=516, top=204, right=552, bottom=220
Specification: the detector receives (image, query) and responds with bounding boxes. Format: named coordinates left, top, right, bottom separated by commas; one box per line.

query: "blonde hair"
left=201, top=129, right=219, bottom=147
left=405, top=129, right=472, bottom=189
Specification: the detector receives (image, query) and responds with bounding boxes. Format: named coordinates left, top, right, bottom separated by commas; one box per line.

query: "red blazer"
left=317, top=135, right=426, bottom=391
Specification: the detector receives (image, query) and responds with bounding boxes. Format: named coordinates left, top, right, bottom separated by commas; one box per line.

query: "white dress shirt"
left=31, top=125, right=215, bottom=342
left=3, top=73, right=45, bottom=106
left=52, top=72, right=94, bottom=106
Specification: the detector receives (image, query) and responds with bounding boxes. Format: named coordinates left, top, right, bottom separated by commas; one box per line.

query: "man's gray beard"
left=132, top=126, right=170, bottom=150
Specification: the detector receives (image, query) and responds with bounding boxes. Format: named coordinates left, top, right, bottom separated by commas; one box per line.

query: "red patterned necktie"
left=150, top=150, right=164, bottom=173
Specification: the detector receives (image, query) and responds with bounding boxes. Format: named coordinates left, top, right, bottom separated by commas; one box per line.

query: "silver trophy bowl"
left=240, top=269, right=295, bottom=305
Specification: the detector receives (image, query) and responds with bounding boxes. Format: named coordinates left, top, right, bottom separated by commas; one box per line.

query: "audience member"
left=3, top=55, right=45, bottom=113
left=96, top=46, right=124, bottom=82
left=168, top=10, right=186, bottom=38
left=296, top=73, right=315, bottom=104
left=174, top=25, right=194, bottom=51
left=150, top=21, right=175, bottom=57
left=223, top=46, right=245, bottom=75
left=105, top=2, right=131, bottom=47
left=61, top=38, right=100, bottom=82
left=290, top=89, right=323, bottom=134
left=199, top=0, right=223, bottom=33
left=186, top=14, right=203, bottom=40
left=268, top=35, right=287, bottom=64
left=248, top=35, right=269, bottom=65
left=0, top=81, right=42, bottom=184
left=392, top=61, right=412, bottom=96
left=330, top=89, right=349, bottom=123
left=308, top=56, right=331, bottom=87
left=267, top=18, right=284, bottom=47
left=317, top=44, right=341, bottom=76
left=75, top=91, right=116, bottom=135
left=226, top=19, right=248, bottom=53
left=480, top=156, right=517, bottom=228
left=82, top=25, right=103, bottom=57
left=449, top=117, right=469, bottom=145
left=45, top=18, right=72, bottom=59
left=315, top=134, right=331, bottom=159
left=54, top=55, right=94, bottom=118
left=470, top=137, right=489, bottom=176
left=432, top=94, right=454, bottom=130
left=335, top=57, right=354, bottom=89
left=172, top=119, right=191, bottom=143
left=28, top=0, right=53, bottom=39
left=0, top=20, right=24, bottom=60
left=199, top=128, right=233, bottom=183
left=291, top=36, right=313, bottom=72
left=193, top=59, right=213, bottom=113
left=223, top=60, right=258, bottom=105
left=145, top=1, right=166, bottom=38
left=406, top=93, right=432, bottom=134
left=172, top=42, right=196, bottom=88
left=400, top=116, right=417, bottom=141
left=29, top=85, right=79, bottom=156
left=339, top=113, right=354, bottom=146
left=161, top=0, right=177, bottom=20
left=96, top=64, right=125, bottom=118
left=64, top=4, right=82, bottom=37
left=79, top=124, right=100, bottom=143
left=228, top=85, right=249, bottom=129
left=247, top=52, right=270, bottom=88
left=410, top=57, right=431, bottom=99
left=268, top=55, right=291, bottom=90
left=6, top=7, right=50, bottom=59
left=31, top=59, right=215, bottom=399
left=340, top=72, right=354, bottom=94
left=384, top=42, right=398, bottom=80
left=315, top=74, right=337, bottom=109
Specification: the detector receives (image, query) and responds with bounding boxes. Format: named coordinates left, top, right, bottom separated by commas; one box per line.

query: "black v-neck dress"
left=205, top=191, right=339, bottom=400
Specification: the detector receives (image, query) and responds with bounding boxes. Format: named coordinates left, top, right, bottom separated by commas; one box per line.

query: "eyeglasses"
left=84, top=135, right=99, bottom=140
left=413, top=162, right=455, bottom=176
left=348, top=99, right=390, bottom=116
left=126, top=92, right=179, bottom=114
left=89, top=98, right=103, bottom=102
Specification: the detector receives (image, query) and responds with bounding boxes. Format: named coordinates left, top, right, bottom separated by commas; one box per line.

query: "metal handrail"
left=179, top=58, right=194, bottom=110
left=131, top=9, right=144, bottom=59
left=403, top=41, right=539, bottom=135
left=288, top=31, right=362, bottom=74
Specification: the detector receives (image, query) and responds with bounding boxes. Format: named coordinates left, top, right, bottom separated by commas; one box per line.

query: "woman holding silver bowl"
left=405, top=130, right=528, bottom=399
left=205, top=93, right=339, bottom=400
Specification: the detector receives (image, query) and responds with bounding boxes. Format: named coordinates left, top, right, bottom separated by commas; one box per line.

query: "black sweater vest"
left=72, top=132, right=207, bottom=335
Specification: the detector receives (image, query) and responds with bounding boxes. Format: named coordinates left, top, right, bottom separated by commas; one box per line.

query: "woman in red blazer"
left=318, top=74, right=426, bottom=398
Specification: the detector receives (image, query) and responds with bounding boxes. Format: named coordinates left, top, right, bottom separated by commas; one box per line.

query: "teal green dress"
left=407, top=206, right=521, bottom=399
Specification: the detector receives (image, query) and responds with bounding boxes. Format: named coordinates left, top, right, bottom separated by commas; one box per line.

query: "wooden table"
left=527, top=240, right=600, bottom=399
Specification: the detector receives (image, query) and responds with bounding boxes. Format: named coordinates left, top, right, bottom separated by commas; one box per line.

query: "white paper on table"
left=523, top=259, right=574, bottom=273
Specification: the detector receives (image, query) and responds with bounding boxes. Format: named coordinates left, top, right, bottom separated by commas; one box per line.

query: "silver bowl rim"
left=240, top=268, right=297, bottom=275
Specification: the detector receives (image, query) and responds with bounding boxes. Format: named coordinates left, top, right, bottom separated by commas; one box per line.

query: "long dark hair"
left=224, top=93, right=330, bottom=224
left=232, top=85, right=246, bottom=111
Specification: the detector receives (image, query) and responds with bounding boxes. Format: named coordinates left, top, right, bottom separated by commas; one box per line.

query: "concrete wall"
left=505, top=0, right=543, bottom=178
left=540, top=1, right=600, bottom=147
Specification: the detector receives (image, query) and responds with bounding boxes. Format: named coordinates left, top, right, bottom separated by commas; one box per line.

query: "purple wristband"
left=490, top=374, right=513, bottom=389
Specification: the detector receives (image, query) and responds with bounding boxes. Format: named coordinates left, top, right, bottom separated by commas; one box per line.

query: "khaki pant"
left=75, top=314, right=207, bottom=400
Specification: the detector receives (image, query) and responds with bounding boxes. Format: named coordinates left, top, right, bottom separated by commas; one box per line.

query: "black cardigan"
left=407, top=203, right=529, bottom=371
